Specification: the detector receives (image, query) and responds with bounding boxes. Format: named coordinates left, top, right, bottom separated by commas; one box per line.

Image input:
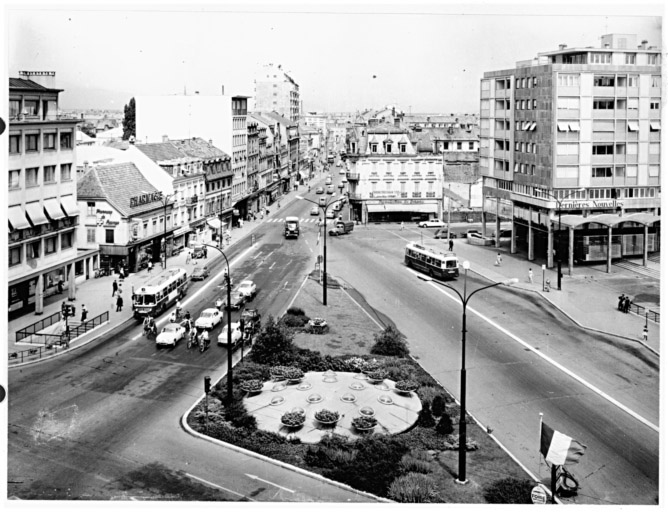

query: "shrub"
left=445, top=404, right=476, bottom=424
left=400, top=425, right=444, bottom=452
left=233, top=362, right=270, bottom=384
left=431, top=395, right=446, bottom=417
left=417, top=402, right=435, bottom=428
left=400, top=450, right=434, bottom=474
left=383, top=361, right=416, bottom=382
left=281, top=313, right=310, bottom=328
left=291, top=347, right=326, bottom=371
left=286, top=306, right=306, bottom=317
left=435, top=414, right=454, bottom=435
left=223, top=398, right=257, bottom=430
left=250, top=316, right=295, bottom=365
left=443, top=434, right=479, bottom=451
left=416, top=386, right=441, bottom=405
left=483, top=478, right=535, bottom=504
left=370, top=325, right=409, bottom=357
left=388, top=472, right=438, bottom=503
left=304, top=435, right=357, bottom=469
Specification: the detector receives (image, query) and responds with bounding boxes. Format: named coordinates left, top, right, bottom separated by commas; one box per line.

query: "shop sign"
left=559, top=199, right=623, bottom=210
left=370, top=191, right=399, bottom=199
left=233, top=209, right=240, bottom=216
left=130, top=191, right=163, bottom=208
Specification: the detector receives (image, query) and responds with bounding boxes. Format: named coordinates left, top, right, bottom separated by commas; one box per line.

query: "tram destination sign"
left=130, top=191, right=163, bottom=208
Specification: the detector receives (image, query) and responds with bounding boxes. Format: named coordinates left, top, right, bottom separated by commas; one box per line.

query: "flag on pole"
left=540, top=422, right=586, bottom=465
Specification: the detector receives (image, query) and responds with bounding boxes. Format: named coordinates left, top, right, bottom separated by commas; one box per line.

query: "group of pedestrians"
left=618, top=294, right=631, bottom=313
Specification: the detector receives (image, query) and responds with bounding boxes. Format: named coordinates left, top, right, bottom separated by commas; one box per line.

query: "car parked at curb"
left=460, top=229, right=482, bottom=238
left=310, top=206, right=319, bottom=216
left=418, top=219, right=446, bottom=228
left=434, top=229, right=457, bottom=239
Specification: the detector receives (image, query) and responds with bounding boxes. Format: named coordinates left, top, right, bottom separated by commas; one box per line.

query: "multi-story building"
left=261, top=111, right=301, bottom=190
left=249, top=112, right=281, bottom=208
left=253, top=63, right=300, bottom=122
left=8, top=71, right=95, bottom=319
left=346, top=122, right=444, bottom=223
left=480, top=33, right=661, bottom=274
left=136, top=93, right=249, bottom=225
left=246, top=120, right=260, bottom=217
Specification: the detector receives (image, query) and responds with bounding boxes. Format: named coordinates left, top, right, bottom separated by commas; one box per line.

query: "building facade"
left=253, top=63, right=300, bottom=122
left=8, top=71, right=94, bottom=319
left=480, top=33, right=661, bottom=273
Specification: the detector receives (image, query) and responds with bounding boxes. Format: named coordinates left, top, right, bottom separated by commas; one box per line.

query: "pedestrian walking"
left=116, top=295, right=124, bottom=312
left=400, top=221, right=404, bottom=231
left=642, top=325, right=648, bottom=342
left=617, top=294, right=625, bottom=311
left=57, top=278, right=64, bottom=294
left=203, top=246, right=208, bottom=259
left=240, top=218, right=244, bottom=228
left=147, top=260, right=153, bottom=274
left=112, top=279, right=118, bottom=297
left=119, top=266, right=125, bottom=279
left=528, top=268, right=534, bottom=284
left=80, top=304, right=88, bottom=323
left=624, top=296, right=631, bottom=313
left=544, top=278, right=551, bottom=292
left=448, top=239, right=454, bottom=252
left=495, top=253, right=503, bottom=267
left=186, top=250, right=191, bottom=264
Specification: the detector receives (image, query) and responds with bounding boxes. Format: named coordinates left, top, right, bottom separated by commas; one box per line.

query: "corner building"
left=479, top=34, right=661, bottom=274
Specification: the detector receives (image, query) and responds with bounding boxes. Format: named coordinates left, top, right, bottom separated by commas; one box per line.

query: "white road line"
left=185, top=472, right=254, bottom=500
left=245, top=473, right=295, bottom=493
left=411, top=268, right=660, bottom=433
left=131, top=246, right=256, bottom=341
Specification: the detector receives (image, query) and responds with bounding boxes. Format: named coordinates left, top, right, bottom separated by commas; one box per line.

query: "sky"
left=3, top=1, right=665, bottom=114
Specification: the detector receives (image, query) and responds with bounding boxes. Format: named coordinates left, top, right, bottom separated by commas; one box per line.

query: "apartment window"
left=558, top=74, right=580, bottom=87
left=9, top=99, right=20, bottom=118
left=87, top=202, right=96, bottom=216
left=61, top=232, right=73, bottom=249
left=592, top=144, right=613, bottom=155
left=628, top=98, right=639, bottom=110
left=23, top=100, right=38, bottom=116
left=615, top=143, right=626, bottom=155
left=530, top=165, right=536, bottom=176
left=26, top=133, right=39, bottom=152
left=515, top=100, right=521, bottom=110
left=384, top=142, right=392, bottom=152
left=625, top=53, right=636, bottom=64
left=533, top=77, right=538, bottom=87
left=26, top=167, right=39, bottom=186
left=594, top=75, right=615, bottom=87
left=615, top=166, right=625, bottom=177
left=593, top=98, right=615, bottom=110
left=616, top=98, right=627, bottom=110
left=650, top=121, right=661, bottom=132
left=60, top=131, right=73, bottom=149
left=87, top=228, right=96, bottom=243
left=152, top=219, right=157, bottom=233
left=649, top=165, right=660, bottom=177
left=626, top=165, right=638, bottom=177
left=651, top=75, right=661, bottom=87
left=9, top=247, right=21, bottom=267
left=9, top=134, right=20, bottom=154
left=648, top=54, right=660, bottom=65
left=627, top=143, right=638, bottom=155
left=515, top=78, right=521, bottom=88
left=27, top=241, right=40, bottom=260
left=592, top=167, right=613, bottom=178
left=9, top=170, right=20, bottom=189
left=557, top=143, right=578, bottom=156
left=370, top=143, right=378, bottom=153
left=650, top=99, right=660, bottom=110
left=532, top=99, right=537, bottom=109
left=43, top=165, right=56, bottom=183
left=649, top=143, right=660, bottom=155
left=591, top=53, right=611, bottom=64
left=43, top=132, right=56, bottom=150
left=558, top=97, right=579, bottom=110
left=105, top=229, right=114, bottom=244
left=468, top=142, right=474, bottom=150
left=400, top=143, right=407, bottom=153
left=456, top=142, right=462, bottom=150
left=593, top=120, right=615, bottom=132
left=45, top=236, right=57, bottom=254
left=628, top=75, right=639, bottom=87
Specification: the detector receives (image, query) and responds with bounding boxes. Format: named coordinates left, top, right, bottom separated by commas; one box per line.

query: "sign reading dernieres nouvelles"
left=559, top=200, right=623, bottom=209
left=130, top=191, right=163, bottom=208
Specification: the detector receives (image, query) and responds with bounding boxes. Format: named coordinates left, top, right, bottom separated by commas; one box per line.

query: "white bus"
left=404, top=242, right=459, bottom=280
left=133, top=267, right=189, bottom=318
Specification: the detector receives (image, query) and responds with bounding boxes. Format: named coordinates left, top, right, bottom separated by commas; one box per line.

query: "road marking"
left=245, top=473, right=295, bottom=493
left=131, top=246, right=255, bottom=341
left=412, top=269, right=660, bottom=433
left=185, top=472, right=254, bottom=500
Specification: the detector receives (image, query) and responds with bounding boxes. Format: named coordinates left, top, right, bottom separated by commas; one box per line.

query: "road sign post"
left=531, top=485, right=547, bottom=505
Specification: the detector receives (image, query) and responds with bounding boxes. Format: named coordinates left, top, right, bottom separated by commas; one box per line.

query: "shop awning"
left=173, top=226, right=191, bottom=237
left=24, top=201, right=48, bottom=226
left=8, top=205, right=30, bottom=230
left=366, top=203, right=439, bottom=213
left=60, top=195, right=79, bottom=217
left=207, top=218, right=222, bottom=230
left=44, top=198, right=66, bottom=220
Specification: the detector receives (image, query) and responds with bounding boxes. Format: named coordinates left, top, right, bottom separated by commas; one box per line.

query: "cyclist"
left=200, top=329, right=210, bottom=348
left=175, top=300, right=183, bottom=318
left=169, top=310, right=178, bottom=324
left=189, top=328, right=198, bottom=348
left=183, top=311, right=192, bottom=331
left=143, top=315, right=151, bottom=336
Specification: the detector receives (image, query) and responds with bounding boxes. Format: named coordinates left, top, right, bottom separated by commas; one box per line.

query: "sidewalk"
left=7, top=180, right=315, bottom=365
left=421, top=228, right=660, bottom=355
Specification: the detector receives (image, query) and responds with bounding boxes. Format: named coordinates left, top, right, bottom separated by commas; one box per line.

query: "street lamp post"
left=417, top=264, right=518, bottom=484
left=547, top=188, right=584, bottom=291
left=296, top=194, right=338, bottom=306
left=202, top=243, right=233, bottom=402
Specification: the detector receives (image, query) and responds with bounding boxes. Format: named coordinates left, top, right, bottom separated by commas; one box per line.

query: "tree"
left=122, top=97, right=136, bottom=140
left=250, top=316, right=294, bottom=365
left=370, top=325, right=409, bottom=357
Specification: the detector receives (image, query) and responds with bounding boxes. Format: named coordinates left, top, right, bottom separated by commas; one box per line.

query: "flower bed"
left=283, top=367, right=304, bottom=382
left=395, top=380, right=418, bottom=394
left=239, top=379, right=264, bottom=394
left=351, top=416, right=378, bottom=431
left=365, top=369, right=387, bottom=383
left=281, top=411, right=306, bottom=428
left=314, top=409, right=341, bottom=424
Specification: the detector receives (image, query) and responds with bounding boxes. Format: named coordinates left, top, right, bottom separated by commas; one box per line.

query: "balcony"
left=188, top=195, right=198, bottom=205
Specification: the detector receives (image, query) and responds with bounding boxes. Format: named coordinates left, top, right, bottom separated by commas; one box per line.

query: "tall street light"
left=417, top=264, right=518, bottom=484
left=202, top=243, right=233, bottom=402
left=296, top=193, right=338, bottom=306
left=545, top=188, right=584, bottom=290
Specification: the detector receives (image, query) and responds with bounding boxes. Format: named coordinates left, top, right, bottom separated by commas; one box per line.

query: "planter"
left=281, top=411, right=306, bottom=429
left=352, top=416, right=378, bottom=432
left=240, top=379, right=264, bottom=395
left=314, top=410, right=341, bottom=425
left=394, top=380, right=418, bottom=395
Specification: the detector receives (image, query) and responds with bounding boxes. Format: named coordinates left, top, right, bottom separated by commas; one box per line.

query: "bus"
left=404, top=242, right=459, bottom=280
left=133, top=267, right=189, bottom=318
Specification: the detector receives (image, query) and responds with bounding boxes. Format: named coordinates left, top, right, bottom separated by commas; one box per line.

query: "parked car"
left=190, top=265, right=210, bottom=281
left=460, top=229, right=482, bottom=238
left=418, top=219, right=447, bottom=228
left=217, top=322, right=243, bottom=347
left=195, top=308, right=223, bottom=330
left=315, top=187, right=324, bottom=194
left=237, top=280, right=257, bottom=299
left=191, top=244, right=206, bottom=258
left=310, top=206, right=319, bottom=216
left=434, top=229, right=457, bottom=239
left=156, top=322, right=186, bottom=347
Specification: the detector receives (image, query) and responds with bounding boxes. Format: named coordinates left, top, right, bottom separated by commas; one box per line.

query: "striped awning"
left=8, top=205, right=30, bottom=230
left=44, top=198, right=66, bottom=220
left=25, top=201, right=48, bottom=226
left=61, top=195, right=79, bottom=217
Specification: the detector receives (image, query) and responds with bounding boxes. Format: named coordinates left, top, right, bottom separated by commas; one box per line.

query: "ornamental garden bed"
left=186, top=309, right=535, bottom=504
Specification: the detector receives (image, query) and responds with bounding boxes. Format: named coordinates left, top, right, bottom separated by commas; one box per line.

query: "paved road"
left=322, top=223, right=659, bottom=505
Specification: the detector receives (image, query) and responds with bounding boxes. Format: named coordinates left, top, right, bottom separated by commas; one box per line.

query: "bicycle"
left=187, top=330, right=198, bottom=350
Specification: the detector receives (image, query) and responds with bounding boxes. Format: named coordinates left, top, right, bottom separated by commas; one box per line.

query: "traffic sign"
left=531, top=485, right=547, bottom=504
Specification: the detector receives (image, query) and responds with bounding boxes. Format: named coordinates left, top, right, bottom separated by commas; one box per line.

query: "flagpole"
left=539, top=412, right=543, bottom=476
left=551, top=465, right=558, bottom=504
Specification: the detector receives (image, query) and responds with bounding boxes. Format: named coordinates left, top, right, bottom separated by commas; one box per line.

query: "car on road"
left=241, top=308, right=262, bottom=331
left=418, top=219, right=447, bottom=228
left=219, top=292, right=246, bottom=310
left=237, top=280, right=257, bottom=299
left=156, top=322, right=186, bottom=347
left=434, top=229, right=457, bottom=239
left=325, top=177, right=332, bottom=185
left=310, top=206, right=319, bottom=216
left=190, top=265, right=209, bottom=281
left=315, top=187, right=324, bottom=194
left=341, top=177, right=348, bottom=184
left=326, top=209, right=337, bottom=219
left=339, top=168, right=346, bottom=175
left=195, top=308, right=223, bottom=330
left=217, top=322, right=243, bottom=347
left=326, top=186, right=335, bottom=194
left=460, top=229, right=482, bottom=238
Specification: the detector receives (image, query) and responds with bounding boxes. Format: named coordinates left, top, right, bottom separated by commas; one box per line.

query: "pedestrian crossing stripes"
left=614, top=259, right=661, bottom=280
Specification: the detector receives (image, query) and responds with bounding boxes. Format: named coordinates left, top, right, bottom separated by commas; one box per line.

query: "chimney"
left=394, top=117, right=400, bottom=128
left=81, top=113, right=84, bottom=119
left=604, top=43, right=610, bottom=49
left=641, top=40, right=648, bottom=49
left=221, top=85, right=225, bottom=95
left=558, top=44, right=567, bottom=50
left=18, top=70, right=56, bottom=89
left=162, top=135, right=169, bottom=143
left=195, top=91, right=199, bottom=95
